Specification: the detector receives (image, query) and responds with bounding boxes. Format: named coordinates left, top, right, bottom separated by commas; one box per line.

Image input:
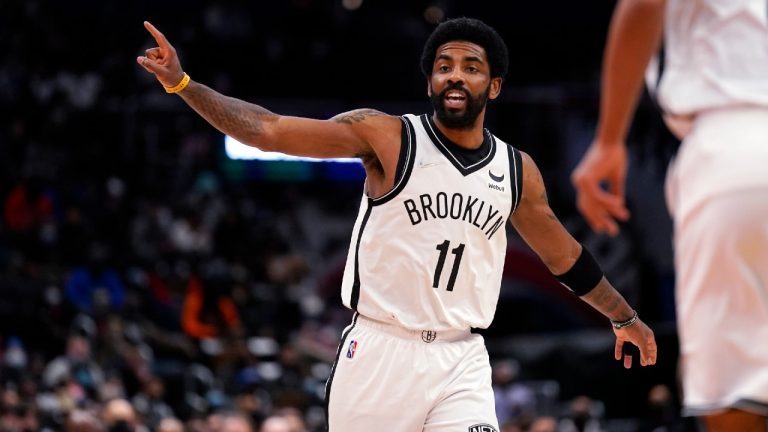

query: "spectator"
left=2, top=177, right=55, bottom=261
left=2, top=336, right=29, bottom=383
left=65, top=409, right=104, bottom=432
left=639, top=384, right=685, bottom=432
left=559, top=395, right=603, bottom=432
left=529, top=415, right=557, bottom=432
left=271, top=408, right=305, bottom=432
left=42, top=334, right=104, bottom=399
left=3, top=177, right=53, bottom=233
left=131, top=376, right=174, bottom=430
left=102, top=398, right=143, bottom=432
left=156, top=417, right=184, bottom=432
left=169, top=207, right=212, bottom=256
left=63, top=243, right=126, bottom=315
left=260, top=415, right=292, bottom=432
left=219, top=411, right=254, bottom=432
left=492, top=359, right=536, bottom=426
left=0, top=386, right=39, bottom=432
left=181, top=275, right=241, bottom=340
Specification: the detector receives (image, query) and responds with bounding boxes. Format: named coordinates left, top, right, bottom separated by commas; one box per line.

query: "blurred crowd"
left=0, top=167, right=366, bottom=432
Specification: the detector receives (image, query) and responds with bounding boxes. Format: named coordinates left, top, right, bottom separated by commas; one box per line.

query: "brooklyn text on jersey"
left=403, top=192, right=506, bottom=239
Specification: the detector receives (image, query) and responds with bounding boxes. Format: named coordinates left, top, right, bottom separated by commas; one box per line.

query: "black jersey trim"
left=393, top=118, right=409, bottom=187
left=370, top=116, right=416, bottom=206
left=324, top=312, right=359, bottom=431
left=420, top=114, right=495, bottom=176
left=507, top=145, right=523, bottom=214
left=350, top=199, right=373, bottom=310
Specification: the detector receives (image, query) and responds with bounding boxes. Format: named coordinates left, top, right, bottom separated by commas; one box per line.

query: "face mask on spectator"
left=108, top=420, right=133, bottom=432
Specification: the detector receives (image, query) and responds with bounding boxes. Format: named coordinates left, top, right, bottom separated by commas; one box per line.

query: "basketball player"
left=571, top=1, right=768, bottom=431
left=138, top=17, right=657, bottom=432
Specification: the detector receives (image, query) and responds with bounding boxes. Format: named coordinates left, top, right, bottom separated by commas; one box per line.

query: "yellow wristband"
left=164, top=73, right=191, bottom=94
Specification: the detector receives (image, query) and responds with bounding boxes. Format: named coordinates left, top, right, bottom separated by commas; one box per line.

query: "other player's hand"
left=613, top=319, right=656, bottom=369
left=137, top=21, right=185, bottom=88
left=571, top=141, right=630, bottom=237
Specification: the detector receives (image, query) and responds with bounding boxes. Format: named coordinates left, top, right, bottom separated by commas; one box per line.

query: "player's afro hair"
left=420, top=17, right=509, bottom=81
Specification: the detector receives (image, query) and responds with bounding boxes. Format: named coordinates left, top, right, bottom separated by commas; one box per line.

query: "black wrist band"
left=553, top=245, right=604, bottom=296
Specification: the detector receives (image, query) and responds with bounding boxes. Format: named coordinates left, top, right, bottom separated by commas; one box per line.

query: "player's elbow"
left=542, top=255, right=575, bottom=276
left=239, top=129, right=279, bottom=152
left=542, top=242, right=582, bottom=276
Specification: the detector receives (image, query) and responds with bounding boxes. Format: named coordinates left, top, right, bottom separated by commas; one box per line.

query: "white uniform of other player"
left=655, top=0, right=768, bottom=416
left=325, top=114, right=522, bottom=432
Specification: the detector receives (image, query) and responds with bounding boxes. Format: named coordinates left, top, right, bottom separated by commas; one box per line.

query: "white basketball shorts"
left=666, top=107, right=768, bottom=416
left=325, top=313, right=499, bottom=432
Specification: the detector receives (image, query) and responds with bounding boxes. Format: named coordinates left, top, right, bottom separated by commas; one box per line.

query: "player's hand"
left=571, top=141, right=630, bottom=236
left=613, top=319, right=656, bottom=369
left=137, top=21, right=185, bottom=88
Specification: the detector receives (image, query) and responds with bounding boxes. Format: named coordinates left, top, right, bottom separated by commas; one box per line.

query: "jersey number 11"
left=432, top=240, right=465, bottom=292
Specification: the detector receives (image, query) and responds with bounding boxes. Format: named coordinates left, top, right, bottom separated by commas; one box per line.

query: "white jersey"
left=657, top=0, right=768, bottom=211
left=655, top=0, right=768, bottom=117
left=340, top=114, right=522, bottom=331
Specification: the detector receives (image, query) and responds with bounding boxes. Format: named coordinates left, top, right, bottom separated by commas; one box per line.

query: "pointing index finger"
left=144, top=21, right=171, bottom=49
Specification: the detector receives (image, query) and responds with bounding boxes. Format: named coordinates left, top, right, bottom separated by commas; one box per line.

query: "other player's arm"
left=571, top=0, right=666, bottom=236
left=510, top=152, right=657, bottom=368
left=137, top=21, right=400, bottom=160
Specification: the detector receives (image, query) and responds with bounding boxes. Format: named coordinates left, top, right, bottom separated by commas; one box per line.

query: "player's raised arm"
left=510, top=152, right=657, bottom=368
left=137, top=21, right=400, bottom=160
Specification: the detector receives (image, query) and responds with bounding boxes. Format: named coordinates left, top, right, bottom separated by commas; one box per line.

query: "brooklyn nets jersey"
left=340, top=114, right=523, bottom=331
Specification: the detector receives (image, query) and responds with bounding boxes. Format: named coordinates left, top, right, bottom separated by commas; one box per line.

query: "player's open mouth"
left=444, top=90, right=467, bottom=109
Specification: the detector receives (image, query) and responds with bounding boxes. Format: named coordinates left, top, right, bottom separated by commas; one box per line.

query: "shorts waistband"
left=666, top=106, right=768, bottom=139
left=694, top=106, right=768, bottom=127
left=356, top=315, right=471, bottom=343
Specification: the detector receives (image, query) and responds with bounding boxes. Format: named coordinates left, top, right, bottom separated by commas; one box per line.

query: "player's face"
left=428, top=41, right=501, bottom=129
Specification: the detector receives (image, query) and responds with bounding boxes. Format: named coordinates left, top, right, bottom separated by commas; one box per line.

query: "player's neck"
left=431, top=113, right=486, bottom=150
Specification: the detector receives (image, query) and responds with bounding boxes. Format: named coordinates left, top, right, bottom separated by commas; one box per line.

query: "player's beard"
left=430, top=82, right=490, bottom=130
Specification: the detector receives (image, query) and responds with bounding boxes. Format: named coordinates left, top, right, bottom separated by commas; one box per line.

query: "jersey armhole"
left=370, top=116, right=417, bottom=206
left=393, top=118, right=409, bottom=184
left=507, top=145, right=523, bottom=215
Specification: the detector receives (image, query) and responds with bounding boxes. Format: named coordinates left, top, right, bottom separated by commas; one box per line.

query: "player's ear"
left=427, top=80, right=433, bottom=97
left=488, top=77, right=502, bottom=101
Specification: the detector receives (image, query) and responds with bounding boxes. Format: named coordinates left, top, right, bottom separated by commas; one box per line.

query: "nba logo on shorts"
left=346, top=340, right=358, bottom=359
left=468, top=424, right=497, bottom=432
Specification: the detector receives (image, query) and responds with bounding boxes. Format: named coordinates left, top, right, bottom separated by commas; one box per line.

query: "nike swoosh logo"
left=489, top=170, right=504, bottom=182
left=418, top=160, right=443, bottom=168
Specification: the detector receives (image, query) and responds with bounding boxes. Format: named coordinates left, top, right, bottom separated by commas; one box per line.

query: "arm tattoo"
left=179, top=82, right=277, bottom=143
left=333, top=109, right=385, bottom=124
left=540, top=187, right=558, bottom=221
left=583, top=280, right=628, bottom=319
